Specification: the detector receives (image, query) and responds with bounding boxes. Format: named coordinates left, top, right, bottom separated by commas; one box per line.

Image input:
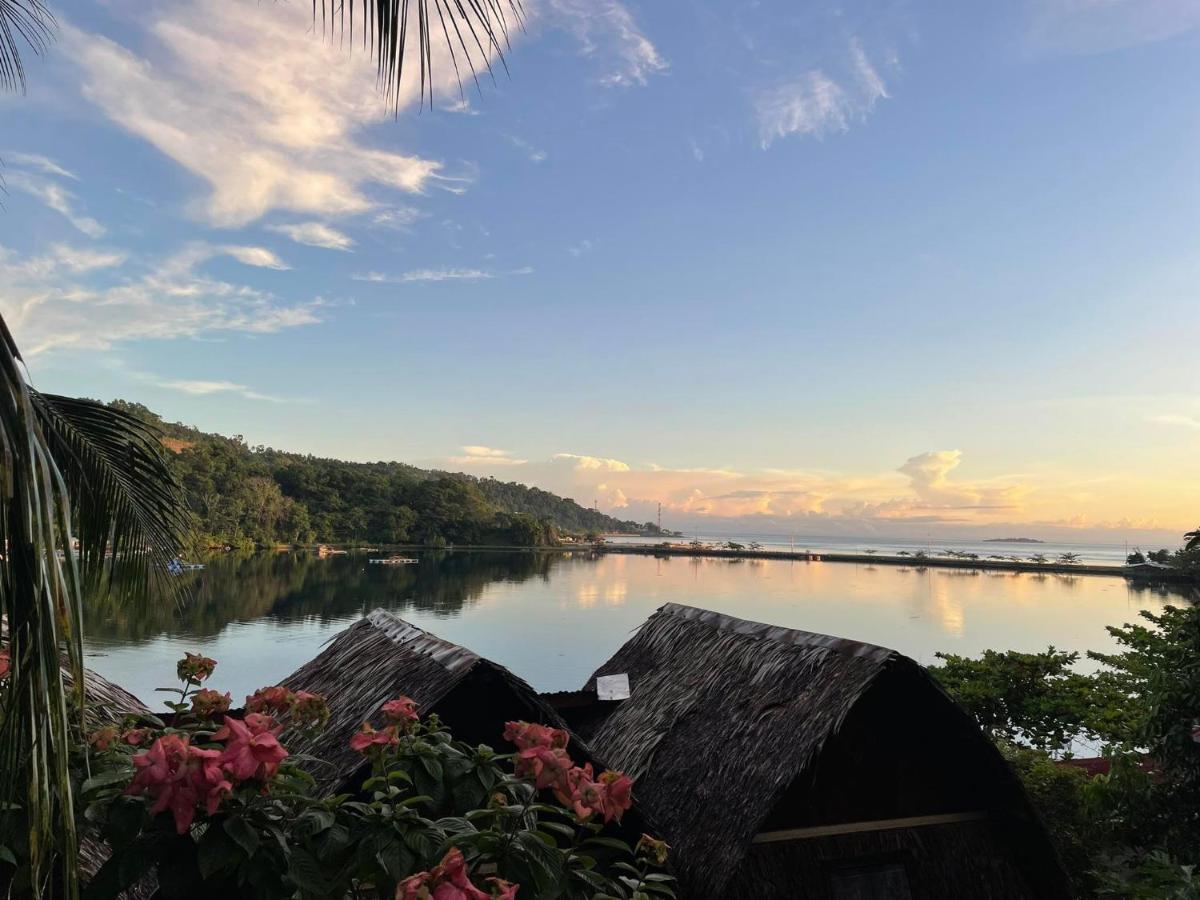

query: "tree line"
left=109, top=401, right=664, bottom=551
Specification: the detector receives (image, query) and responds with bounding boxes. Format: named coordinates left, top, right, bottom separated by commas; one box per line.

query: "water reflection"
left=84, top=550, right=576, bottom=644
left=81, top=551, right=1197, bottom=707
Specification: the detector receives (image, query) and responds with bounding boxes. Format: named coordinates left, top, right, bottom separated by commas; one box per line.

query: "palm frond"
left=0, top=317, right=186, bottom=897
left=316, top=0, right=524, bottom=110
left=0, top=0, right=53, bottom=93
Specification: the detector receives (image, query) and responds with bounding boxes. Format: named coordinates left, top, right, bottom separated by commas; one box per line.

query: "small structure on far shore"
left=279, top=609, right=575, bottom=794
left=548, top=603, right=1070, bottom=900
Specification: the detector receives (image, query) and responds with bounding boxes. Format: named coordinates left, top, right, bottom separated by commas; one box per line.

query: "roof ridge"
left=656, top=602, right=897, bottom=663
left=365, top=608, right=480, bottom=677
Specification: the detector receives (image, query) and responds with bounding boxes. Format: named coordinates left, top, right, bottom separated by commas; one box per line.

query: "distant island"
left=107, top=400, right=673, bottom=552
left=983, top=537, right=1045, bottom=544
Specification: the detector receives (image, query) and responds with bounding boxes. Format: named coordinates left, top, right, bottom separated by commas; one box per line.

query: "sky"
left=3, top=0, right=1200, bottom=544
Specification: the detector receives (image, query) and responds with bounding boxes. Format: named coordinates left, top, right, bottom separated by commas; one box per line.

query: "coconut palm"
left=0, top=0, right=521, bottom=103
left=0, top=315, right=187, bottom=896
left=1185, top=528, right=1200, bottom=552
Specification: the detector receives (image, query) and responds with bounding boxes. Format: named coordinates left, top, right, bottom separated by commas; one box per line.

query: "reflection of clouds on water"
left=604, top=582, right=628, bottom=605
left=927, top=579, right=966, bottom=637
left=577, top=584, right=599, bottom=607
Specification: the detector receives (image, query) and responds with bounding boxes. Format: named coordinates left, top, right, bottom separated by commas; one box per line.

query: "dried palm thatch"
left=280, top=608, right=576, bottom=795
left=570, top=603, right=1069, bottom=899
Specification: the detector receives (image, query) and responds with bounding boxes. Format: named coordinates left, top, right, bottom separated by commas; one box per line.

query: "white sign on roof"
left=596, top=673, right=631, bottom=701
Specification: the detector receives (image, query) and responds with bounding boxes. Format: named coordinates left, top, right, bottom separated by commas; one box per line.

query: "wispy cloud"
left=504, top=134, right=548, bottom=163
left=0, top=242, right=321, bottom=355
left=372, top=207, right=424, bottom=230
left=267, top=222, right=355, bottom=251
left=5, top=170, right=105, bottom=236
left=64, top=1, right=469, bottom=226
left=352, top=265, right=532, bottom=284
left=547, top=0, right=667, bottom=87
left=4, top=151, right=77, bottom=180
left=755, top=38, right=890, bottom=148
left=141, top=376, right=289, bottom=402
left=448, top=445, right=528, bottom=466
left=220, top=245, right=290, bottom=269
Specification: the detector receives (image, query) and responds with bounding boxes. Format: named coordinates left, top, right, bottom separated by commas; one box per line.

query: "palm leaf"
left=0, top=0, right=53, bottom=93
left=316, top=0, right=524, bottom=109
left=0, top=316, right=186, bottom=897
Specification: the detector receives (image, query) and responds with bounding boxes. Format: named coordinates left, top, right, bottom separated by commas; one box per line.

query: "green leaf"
left=81, top=768, right=133, bottom=794
left=223, top=815, right=261, bottom=857
left=0, top=845, right=15, bottom=866
left=196, top=827, right=241, bottom=880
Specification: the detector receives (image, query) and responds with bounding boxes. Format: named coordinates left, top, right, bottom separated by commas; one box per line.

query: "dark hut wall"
left=725, top=820, right=1035, bottom=900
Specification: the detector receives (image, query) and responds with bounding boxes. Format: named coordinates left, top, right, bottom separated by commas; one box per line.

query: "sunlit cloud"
left=4, top=151, right=77, bottom=180
left=0, top=243, right=321, bottom=355
left=267, top=222, right=355, bottom=251
left=1148, top=413, right=1200, bottom=431
left=1026, top=0, right=1200, bottom=55
left=448, top=445, right=528, bottom=466
left=64, top=2, right=462, bottom=226
left=5, top=170, right=104, bottom=236
left=220, top=245, right=290, bottom=270
left=352, top=266, right=532, bottom=284
left=141, top=376, right=288, bottom=403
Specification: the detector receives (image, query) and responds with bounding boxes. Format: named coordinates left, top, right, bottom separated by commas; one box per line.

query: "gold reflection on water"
left=577, top=584, right=599, bottom=607
left=604, top=582, right=628, bottom=606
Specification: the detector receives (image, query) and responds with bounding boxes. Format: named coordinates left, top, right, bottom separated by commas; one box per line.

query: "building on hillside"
left=279, top=608, right=583, bottom=795
left=546, top=602, right=1071, bottom=900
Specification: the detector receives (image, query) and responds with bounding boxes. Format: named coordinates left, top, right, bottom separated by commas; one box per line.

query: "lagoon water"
left=82, top=550, right=1192, bottom=711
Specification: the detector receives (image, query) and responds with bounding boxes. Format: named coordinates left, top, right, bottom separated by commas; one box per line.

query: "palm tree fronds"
left=0, top=0, right=54, bottom=93
left=29, top=392, right=189, bottom=601
left=316, top=0, right=524, bottom=109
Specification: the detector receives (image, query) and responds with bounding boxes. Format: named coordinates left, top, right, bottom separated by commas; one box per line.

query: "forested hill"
left=109, top=401, right=661, bottom=549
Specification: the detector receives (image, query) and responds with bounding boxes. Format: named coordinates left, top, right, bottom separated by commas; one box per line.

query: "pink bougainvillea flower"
left=123, top=728, right=151, bottom=746
left=190, top=688, right=232, bottom=719
left=0, top=649, right=10, bottom=680
left=214, top=715, right=288, bottom=781
left=177, top=652, right=217, bottom=683
left=596, top=770, right=634, bottom=823
left=486, top=877, right=519, bottom=900
left=381, top=696, right=419, bottom=725
left=517, top=744, right=574, bottom=791
left=349, top=722, right=400, bottom=754
left=126, top=734, right=208, bottom=833
left=189, top=746, right=233, bottom=815
left=88, top=726, right=120, bottom=752
left=502, top=721, right=568, bottom=752
left=395, top=848, right=488, bottom=900
left=245, top=685, right=294, bottom=715
left=554, top=763, right=600, bottom=820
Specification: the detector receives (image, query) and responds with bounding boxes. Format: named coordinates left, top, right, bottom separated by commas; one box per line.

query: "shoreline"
left=593, top=543, right=1196, bottom=581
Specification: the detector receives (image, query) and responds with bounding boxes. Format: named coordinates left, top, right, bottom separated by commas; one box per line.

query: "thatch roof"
left=280, top=609, right=578, bottom=795
left=570, top=603, right=1068, bottom=899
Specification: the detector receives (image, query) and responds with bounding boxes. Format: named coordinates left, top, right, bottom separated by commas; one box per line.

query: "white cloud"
left=5, top=170, right=105, bottom=236
left=449, top=445, right=528, bottom=466
left=547, top=0, right=667, bottom=87
left=352, top=265, right=532, bottom=284
left=373, top=207, right=424, bottom=230
left=1027, top=0, right=1200, bottom=55
left=504, top=134, right=548, bottom=163
left=4, top=152, right=77, bottom=180
left=553, top=453, right=631, bottom=472
left=0, top=243, right=321, bottom=355
left=64, top=1, right=469, bottom=227
left=755, top=40, right=890, bottom=148
left=145, top=377, right=287, bottom=402
left=220, top=245, right=290, bottom=270
left=268, top=222, right=354, bottom=251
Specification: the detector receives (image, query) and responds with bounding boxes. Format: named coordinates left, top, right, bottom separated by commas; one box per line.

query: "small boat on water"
left=368, top=556, right=419, bottom=565
left=166, top=558, right=206, bottom=574
left=317, top=545, right=349, bottom=559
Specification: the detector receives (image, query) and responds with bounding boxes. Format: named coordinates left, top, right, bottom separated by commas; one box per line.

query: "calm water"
left=82, top=551, right=1193, bottom=710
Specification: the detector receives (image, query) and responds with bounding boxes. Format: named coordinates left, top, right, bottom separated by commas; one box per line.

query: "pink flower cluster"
left=0, top=649, right=10, bottom=680
left=190, top=688, right=232, bottom=719
left=350, top=696, right=419, bottom=755
left=245, top=685, right=330, bottom=729
left=396, top=848, right=517, bottom=900
left=125, top=713, right=288, bottom=833
left=503, top=721, right=634, bottom=824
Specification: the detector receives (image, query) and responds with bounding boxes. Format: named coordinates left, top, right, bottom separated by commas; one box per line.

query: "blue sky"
left=4, top=0, right=1200, bottom=541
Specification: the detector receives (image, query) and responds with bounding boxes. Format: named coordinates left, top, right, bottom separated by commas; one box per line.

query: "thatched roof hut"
left=280, top=609, right=578, bottom=795
left=555, top=603, right=1070, bottom=900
